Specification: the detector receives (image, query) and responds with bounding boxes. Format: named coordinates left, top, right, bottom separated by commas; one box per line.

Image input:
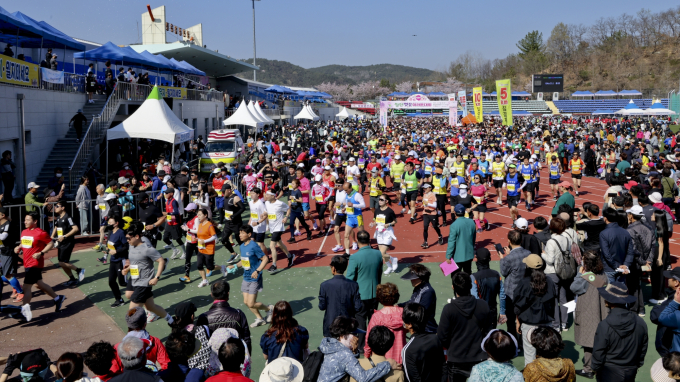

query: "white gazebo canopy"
left=223, top=100, right=264, bottom=128
left=294, top=104, right=319, bottom=120
left=108, top=86, right=194, bottom=144
left=247, top=101, right=269, bottom=124
left=336, top=106, right=350, bottom=120
left=254, top=101, right=275, bottom=124
left=306, top=105, right=320, bottom=119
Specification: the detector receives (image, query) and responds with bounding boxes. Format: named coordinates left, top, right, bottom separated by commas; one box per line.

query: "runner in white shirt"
left=345, top=158, right=361, bottom=192
left=331, top=179, right=348, bottom=253
left=248, top=187, right=269, bottom=256
left=264, top=191, right=293, bottom=272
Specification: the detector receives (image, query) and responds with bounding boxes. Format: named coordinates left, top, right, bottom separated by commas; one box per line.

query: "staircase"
left=545, top=101, right=560, bottom=115
left=35, top=99, right=108, bottom=190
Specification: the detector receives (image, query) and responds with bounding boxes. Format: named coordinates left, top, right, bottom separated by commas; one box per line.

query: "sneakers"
left=384, top=260, right=393, bottom=275
left=63, top=279, right=78, bottom=287
left=163, top=244, right=172, bottom=250
left=575, top=370, right=594, bottom=379
left=421, top=242, right=429, bottom=249
left=307, top=231, right=312, bottom=241
left=332, top=245, right=344, bottom=253
left=486, top=223, right=491, bottom=231
left=351, top=243, right=358, bottom=251
left=147, top=311, right=160, bottom=322
left=179, top=252, right=186, bottom=260
left=250, top=318, right=266, bottom=328
left=401, top=208, right=406, bottom=214
left=179, top=276, right=191, bottom=283
left=438, top=236, right=444, bottom=245
left=96, top=256, right=107, bottom=264
left=477, top=228, right=483, bottom=234
left=553, top=196, right=557, bottom=201
left=407, top=209, right=411, bottom=214
left=649, top=298, right=666, bottom=305
left=21, top=304, right=32, bottom=322
left=561, top=324, right=568, bottom=332
left=391, top=257, right=398, bottom=270
left=287, top=254, right=296, bottom=268
left=206, top=269, right=217, bottom=277
left=55, top=295, right=66, bottom=312
left=93, top=243, right=104, bottom=251
left=265, top=305, right=275, bottom=323
left=313, top=222, right=319, bottom=230
left=227, top=254, right=240, bottom=264
left=110, top=299, right=125, bottom=308
left=268, top=264, right=278, bottom=273
left=198, top=279, right=209, bottom=288
left=287, top=237, right=296, bottom=244
left=221, top=265, right=237, bottom=276
left=10, top=289, right=17, bottom=299
left=13, top=293, right=24, bottom=303
left=170, top=248, right=181, bottom=260
left=78, top=268, right=86, bottom=282
left=575, top=191, right=579, bottom=196
left=294, top=230, right=301, bottom=236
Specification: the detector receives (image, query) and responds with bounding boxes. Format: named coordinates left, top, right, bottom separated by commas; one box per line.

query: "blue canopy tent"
left=7, top=10, right=84, bottom=50
left=120, top=47, right=170, bottom=71
left=618, top=90, right=642, bottom=97
left=386, top=92, right=401, bottom=97
left=512, top=91, right=531, bottom=97
left=169, top=58, right=204, bottom=76
left=151, top=53, right=184, bottom=71
left=467, top=92, right=491, bottom=96
left=489, top=92, right=497, bottom=97
left=265, top=85, right=296, bottom=94
left=595, top=90, right=617, bottom=97
left=571, top=91, right=594, bottom=97
left=410, top=92, right=426, bottom=95
left=179, top=60, right=205, bottom=76
left=75, top=42, right=139, bottom=66
left=317, top=92, right=333, bottom=99
left=592, top=109, right=616, bottom=115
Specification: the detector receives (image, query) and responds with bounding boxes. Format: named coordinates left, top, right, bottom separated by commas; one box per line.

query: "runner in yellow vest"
left=368, top=169, right=386, bottom=215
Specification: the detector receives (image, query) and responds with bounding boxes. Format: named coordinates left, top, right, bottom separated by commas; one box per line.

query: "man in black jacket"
left=196, top=279, right=251, bottom=352
left=438, top=272, right=492, bottom=380
left=402, top=302, right=444, bottom=382
left=398, top=264, right=438, bottom=333
left=575, top=203, right=607, bottom=252
left=318, top=255, right=362, bottom=337
left=650, top=267, right=680, bottom=356
left=69, top=109, right=88, bottom=142
left=592, top=282, right=648, bottom=382
left=471, top=248, right=504, bottom=328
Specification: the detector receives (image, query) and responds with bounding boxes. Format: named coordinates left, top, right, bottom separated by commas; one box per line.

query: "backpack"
left=551, top=237, right=578, bottom=279
left=301, top=350, right=325, bottom=382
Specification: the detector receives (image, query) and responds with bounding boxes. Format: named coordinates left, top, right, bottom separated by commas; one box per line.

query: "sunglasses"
left=378, top=199, right=387, bottom=202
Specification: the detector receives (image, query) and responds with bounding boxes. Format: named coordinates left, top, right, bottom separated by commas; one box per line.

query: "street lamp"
left=252, top=0, right=260, bottom=81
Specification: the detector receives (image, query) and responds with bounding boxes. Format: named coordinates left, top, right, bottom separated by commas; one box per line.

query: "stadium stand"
left=553, top=99, right=669, bottom=113
left=465, top=100, right=551, bottom=114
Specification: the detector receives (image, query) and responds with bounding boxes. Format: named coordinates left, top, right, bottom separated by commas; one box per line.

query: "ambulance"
left=199, top=129, right=246, bottom=173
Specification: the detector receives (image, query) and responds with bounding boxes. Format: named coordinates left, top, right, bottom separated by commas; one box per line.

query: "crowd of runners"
left=2, top=113, right=680, bottom=382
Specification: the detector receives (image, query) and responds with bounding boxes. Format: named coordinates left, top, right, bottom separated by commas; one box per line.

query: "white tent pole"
left=105, top=140, right=109, bottom=186
left=171, top=144, right=175, bottom=171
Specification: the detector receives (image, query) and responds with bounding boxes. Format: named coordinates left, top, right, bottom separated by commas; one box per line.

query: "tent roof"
left=428, top=92, right=447, bottom=96
left=253, top=101, right=275, bottom=124
left=294, top=105, right=319, bottom=120
left=618, top=90, right=642, bottom=95
left=265, top=85, right=296, bottom=94
left=107, top=86, right=193, bottom=144
left=592, top=109, right=616, bottom=115
left=223, top=101, right=264, bottom=128
left=247, top=101, right=269, bottom=124
left=75, top=42, right=148, bottom=67
left=595, top=90, right=617, bottom=96
left=0, top=9, right=85, bottom=50
left=336, top=107, right=350, bottom=119
left=512, top=91, right=531, bottom=96
left=571, top=91, right=594, bottom=96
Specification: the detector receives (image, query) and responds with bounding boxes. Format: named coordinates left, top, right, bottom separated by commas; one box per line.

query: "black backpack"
left=301, top=350, right=325, bottom=382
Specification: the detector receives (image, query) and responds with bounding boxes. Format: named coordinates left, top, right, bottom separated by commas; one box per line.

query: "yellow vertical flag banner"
left=496, top=79, right=512, bottom=126
left=472, top=87, right=483, bottom=122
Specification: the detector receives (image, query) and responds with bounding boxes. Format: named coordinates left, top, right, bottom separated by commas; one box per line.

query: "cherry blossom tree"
left=316, top=82, right=352, bottom=101
left=395, top=81, right=414, bottom=93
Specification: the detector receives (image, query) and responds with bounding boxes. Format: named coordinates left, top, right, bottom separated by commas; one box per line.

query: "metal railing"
left=186, top=89, right=225, bottom=102
left=40, top=72, right=86, bottom=93
left=68, top=82, right=124, bottom=191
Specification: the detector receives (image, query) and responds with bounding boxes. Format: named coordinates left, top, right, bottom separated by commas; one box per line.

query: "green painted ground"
left=58, top=250, right=661, bottom=381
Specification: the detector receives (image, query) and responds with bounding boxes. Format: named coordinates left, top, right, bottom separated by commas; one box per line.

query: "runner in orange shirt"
left=568, top=152, right=585, bottom=196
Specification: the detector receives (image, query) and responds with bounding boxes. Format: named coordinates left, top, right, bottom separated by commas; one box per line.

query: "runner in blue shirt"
left=519, top=157, right=536, bottom=211
left=504, top=164, right=527, bottom=223
left=548, top=155, right=562, bottom=200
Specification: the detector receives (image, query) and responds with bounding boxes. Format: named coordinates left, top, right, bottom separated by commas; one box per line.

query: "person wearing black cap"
left=398, top=264, right=438, bottom=333
left=137, top=193, right=165, bottom=248
left=1, top=349, right=55, bottom=382
left=220, top=184, right=245, bottom=264
left=471, top=248, right=505, bottom=329
left=652, top=268, right=680, bottom=359
left=591, top=282, right=648, bottom=382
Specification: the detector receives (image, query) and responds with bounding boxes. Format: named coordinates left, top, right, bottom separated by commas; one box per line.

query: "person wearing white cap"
left=311, top=174, right=332, bottom=235
left=346, top=158, right=361, bottom=193
left=504, top=164, right=527, bottom=224
left=247, top=186, right=269, bottom=256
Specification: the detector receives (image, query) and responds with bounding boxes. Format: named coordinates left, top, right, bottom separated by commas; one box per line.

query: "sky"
left=17, top=0, right=676, bottom=71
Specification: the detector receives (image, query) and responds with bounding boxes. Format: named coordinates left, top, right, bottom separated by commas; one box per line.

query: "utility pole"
left=252, top=0, right=259, bottom=81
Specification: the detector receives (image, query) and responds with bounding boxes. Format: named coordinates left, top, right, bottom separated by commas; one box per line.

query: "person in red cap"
left=551, top=182, right=575, bottom=217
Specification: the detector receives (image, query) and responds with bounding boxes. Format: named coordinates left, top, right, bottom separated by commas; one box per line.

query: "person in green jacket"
left=551, top=181, right=575, bottom=217
left=346, top=230, right=384, bottom=351
left=24, top=182, right=44, bottom=212
left=445, top=204, right=477, bottom=276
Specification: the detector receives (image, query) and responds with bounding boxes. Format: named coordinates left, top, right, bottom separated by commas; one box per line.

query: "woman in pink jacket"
left=364, top=283, right=406, bottom=364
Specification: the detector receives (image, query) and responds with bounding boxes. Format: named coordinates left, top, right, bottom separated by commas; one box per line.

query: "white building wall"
left=0, top=85, right=85, bottom=191
left=172, top=100, right=225, bottom=139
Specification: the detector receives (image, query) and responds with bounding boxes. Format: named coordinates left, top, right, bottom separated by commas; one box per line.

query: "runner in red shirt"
left=13, top=211, right=66, bottom=322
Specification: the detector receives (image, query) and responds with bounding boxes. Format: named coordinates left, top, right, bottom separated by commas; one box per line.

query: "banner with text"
left=40, top=67, right=64, bottom=84
left=458, top=90, right=467, bottom=116
left=448, top=94, right=458, bottom=127
left=158, top=86, right=187, bottom=99
left=472, top=87, right=483, bottom=121
left=0, top=53, right=39, bottom=87
left=496, top=79, right=512, bottom=126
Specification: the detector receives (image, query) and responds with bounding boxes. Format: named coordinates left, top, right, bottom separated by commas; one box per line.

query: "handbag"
left=266, top=341, right=287, bottom=365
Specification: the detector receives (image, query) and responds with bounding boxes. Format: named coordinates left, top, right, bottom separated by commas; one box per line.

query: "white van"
left=199, top=129, right=246, bottom=173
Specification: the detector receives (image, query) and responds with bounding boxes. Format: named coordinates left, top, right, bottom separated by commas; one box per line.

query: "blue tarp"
left=0, top=7, right=85, bottom=50
left=512, top=91, right=531, bottom=96
left=265, top=85, right=296, bottom=94
left=179, top=60, right=206, bottom=76
left=410, top=92, right=426, bottom=95
left=592, top=109, right=616, bottom=115
left=595, top=90, right=617, bottom=96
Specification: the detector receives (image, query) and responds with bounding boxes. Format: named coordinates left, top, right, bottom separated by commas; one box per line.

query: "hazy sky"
left=17, top=0, right=675, bottom=71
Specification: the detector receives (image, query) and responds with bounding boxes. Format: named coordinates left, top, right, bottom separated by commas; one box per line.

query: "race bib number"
left=166, top=215, right=173, bottom=222
left=507, top=184, right=516, bottom=192
left=107, top=241, right=115, bottom=250
left=370, top=186, right=378, bottom=196
left=130, top=265, right=140, bottom=280
left=345, top=207, right=354, bottom=214
left=250, top=213, right=259, bottom=220
left=347, top=176, right=354, bottom=182
left=550, top=170, right=558, bottom=176
left=406, top=181, right=414, bottom=188
left=186, top=234, right=194, bottom=243
left=359, top=164, right=364, bottom=169
left=288, top=184, right=293, bottom=190
left=216, top=190, right=223, bottom=197
left=376, top=216, right=385, bottom=225
left=98, top=203, right=106, bottom=210
left=315, top=195, right=323, bottom=202
left=474, top=196, right=482, bottom=204
left=463, top=155, right=469, bottom=160
left=425, top=166, right=432, bottom=173
left=450, top=178, right=458, bottom=186
left=57, top=228, right=64, bottom=237
left=191, top=196, right=197, bottom=203
left=400, top=182, right=406, bottom=189
left=21, top=236, right=34, bottom=249
left=242, top=257, right=251, bottom=270
left=433, top=186, right=441, bottom=194
left=336, top=206, right=343, bottom=214
left=198, top=240, right=206, bottom=249
left=224, top=210, right=233, bottom=219
left=268, top=214, right=276, bottom=221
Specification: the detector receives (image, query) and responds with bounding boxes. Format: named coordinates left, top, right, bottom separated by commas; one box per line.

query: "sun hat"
left=649, top=192, right=662, bottom=204
left=597, top=282, right=636, bottom=304
left=522, top=254, right=544, bottom=269
left=259, top=357, right=304, bottom=382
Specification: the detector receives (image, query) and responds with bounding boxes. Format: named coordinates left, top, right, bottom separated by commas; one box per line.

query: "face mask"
left=125, top=166, right=129, bottom=170
left=106, top=224, right=114, bottom=231
left=139, top=201, right=148, bottom=208
left=56, top=173, right=62, bottom=177
left=460, top=189, right=468, bottom=198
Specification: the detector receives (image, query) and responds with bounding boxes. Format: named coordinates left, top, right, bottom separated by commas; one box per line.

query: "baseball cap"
left=245, top=165, right=252, bottom=170
left=297, top=163, right=305, bottom=168
left=174, top=301, right=197, bottom=320
left=557, top=181, right=573, bottom=189
left=324, top=165, right=331, bottom=170
left=395, top=155, right=401, bottom=159
left=185, top=203, right=198, bottom=211
left=164, top=188, right=175, bottom=194
left=626, top=205, right=644, bottom=215
left=663, top=267, right=680, bottom=282
left=27, top=182, right=40, bottom=189
left=314, top=174, right=322, bottom=182
left=514, top=217, right=529, bottom=229
left=349, top=157, right=355, bottom=162
left=476, top=248, right=491, bottom=263
left=522, top=254, right=544, bottom=269
left=20, top=351, right=49, bottom=374
left=508, top=164, right=517, bottom=168
left=104, top=193, right=117, bottom=201
left=454, top=204, right=465, bottom=215
left=422, top=183, right=432, bottom=188
left=212, top=168, right=220, bottom=174
left=624, top=180, right=638, bottom=190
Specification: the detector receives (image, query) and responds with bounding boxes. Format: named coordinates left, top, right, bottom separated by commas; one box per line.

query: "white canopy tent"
left=254, top=101, right=275, bottom=124
left=223, top=101, right=264, bottom=130
left=307, top=105, right=320, bottom=119
left=615, top=100, right=645, bottom=116
left=336, top=107, right=350, bottom=120
left=106, top=86, right=194, bottom=184
left=294, top=104, right=320, bottom=120
left=247, top=101, right=269, bottom=125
